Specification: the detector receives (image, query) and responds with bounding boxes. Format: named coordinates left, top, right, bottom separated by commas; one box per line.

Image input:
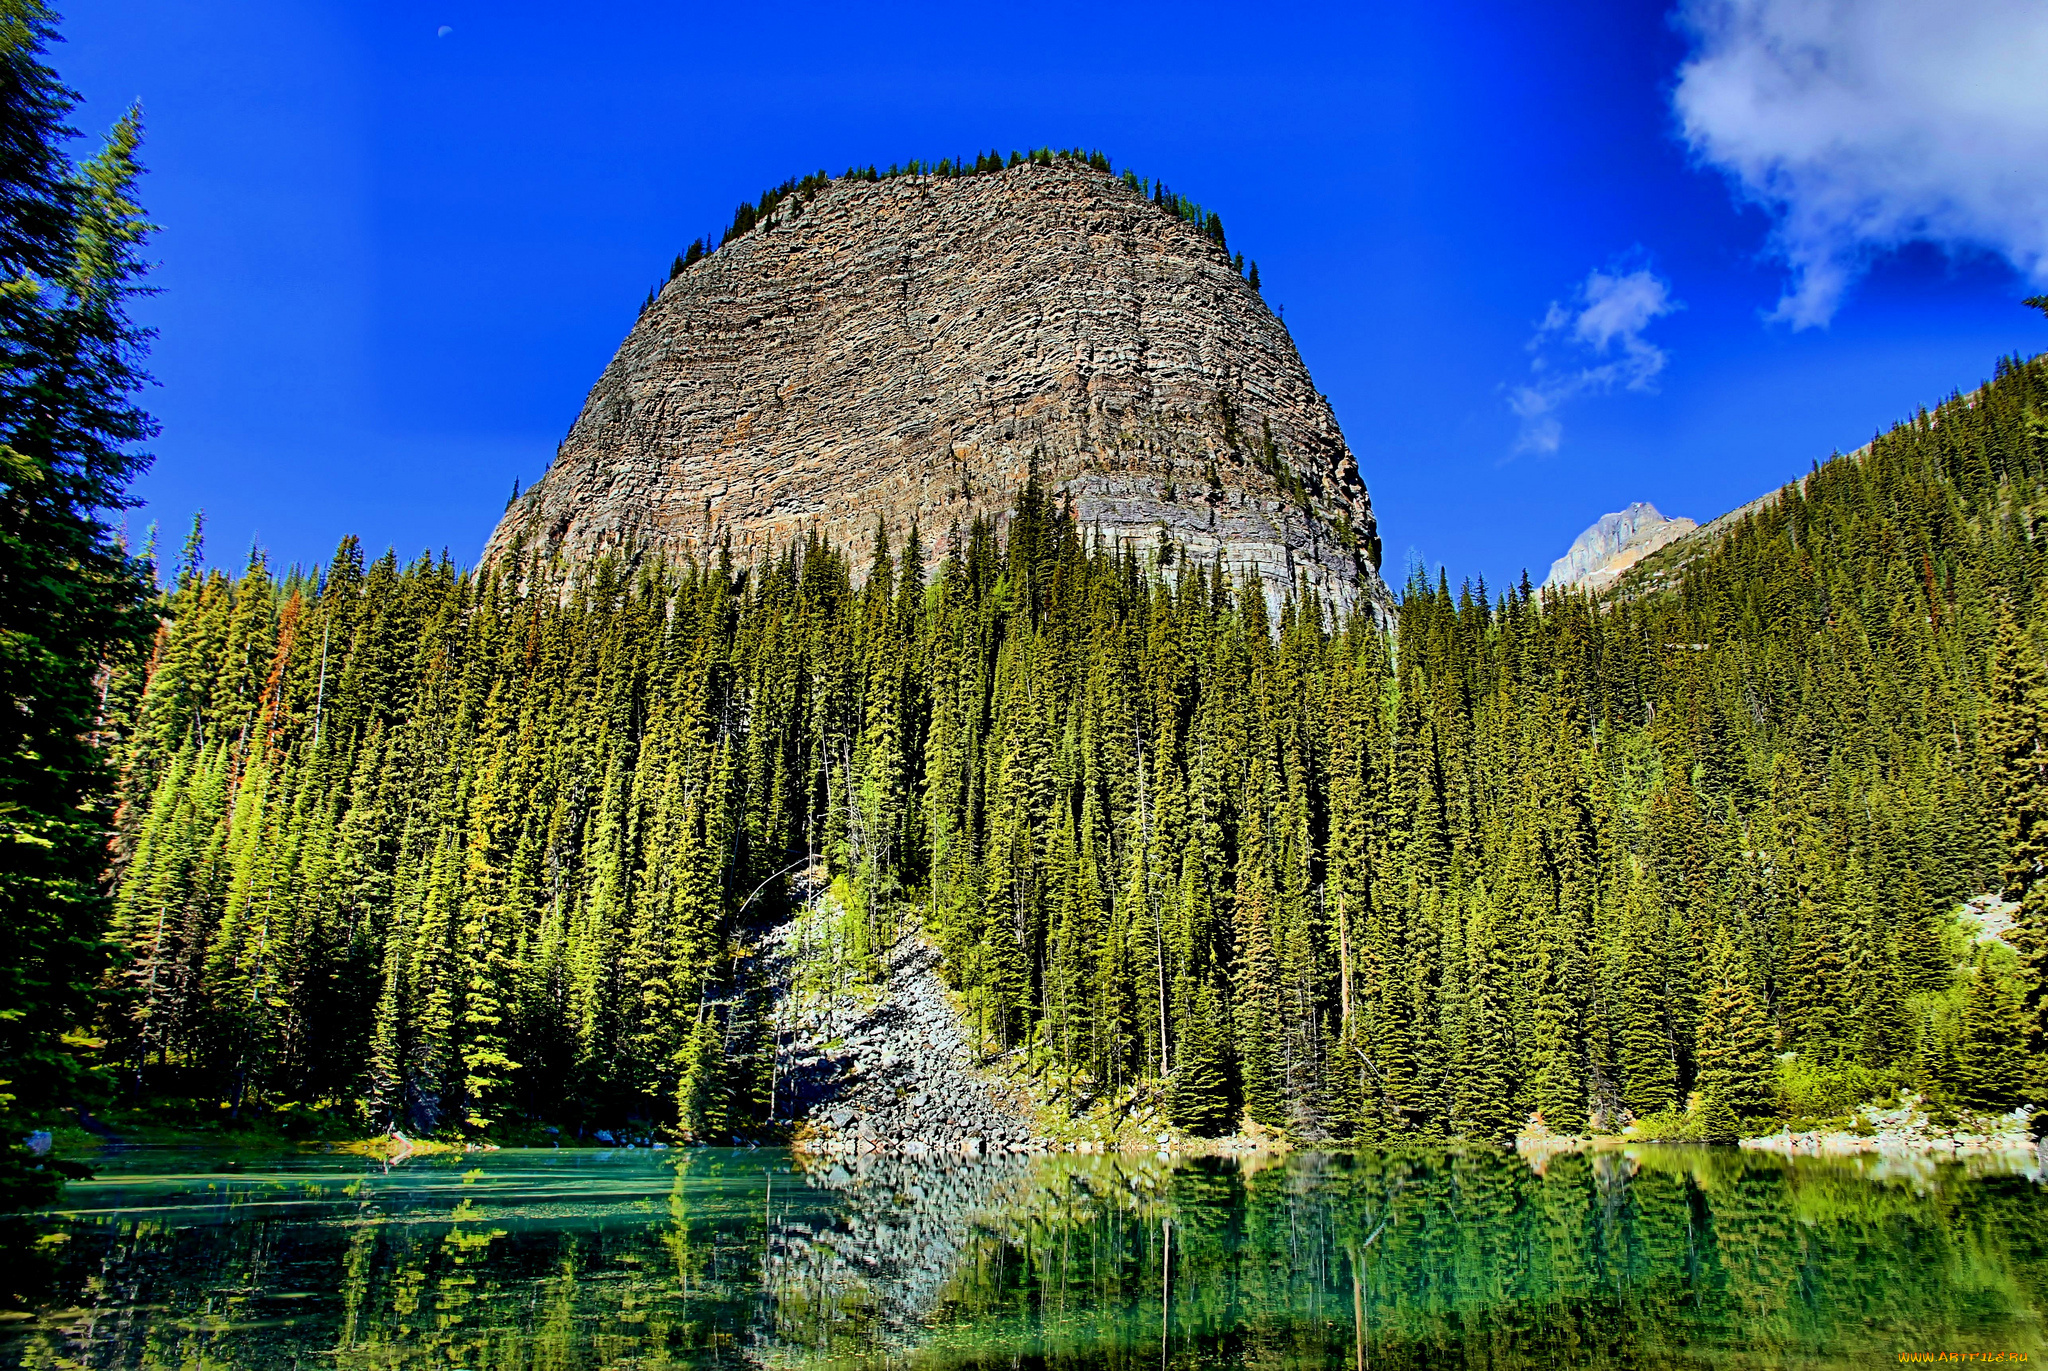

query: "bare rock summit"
left=486, top=159, right=1392, bottom=619
left=1543, top=502, right=1697, bottom=594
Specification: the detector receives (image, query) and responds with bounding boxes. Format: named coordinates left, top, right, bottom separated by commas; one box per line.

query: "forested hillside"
left=101, top=354, right=2048, bottom=1144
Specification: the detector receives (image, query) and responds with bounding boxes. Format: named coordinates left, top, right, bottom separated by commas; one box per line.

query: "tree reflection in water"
left=5, top=1145, right=2044, bottom=1369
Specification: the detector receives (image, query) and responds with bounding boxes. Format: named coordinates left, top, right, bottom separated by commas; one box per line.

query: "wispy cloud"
left=1673, top=0, right=2048, bottom=328
left=1509, top=264, right=1679, bottom=456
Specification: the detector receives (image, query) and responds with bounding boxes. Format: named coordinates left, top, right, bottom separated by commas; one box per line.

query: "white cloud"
left=1510, top=265, right=1679, bottom=455
left=1673, top=0, right=2048, bottom=328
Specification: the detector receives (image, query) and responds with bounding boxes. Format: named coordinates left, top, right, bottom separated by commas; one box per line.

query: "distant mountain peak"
left=1543, top=502, right=1697, bottom=593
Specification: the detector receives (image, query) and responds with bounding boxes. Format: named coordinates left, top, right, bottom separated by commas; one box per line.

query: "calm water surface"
left=4, top=1143, right=2044, bottom=1369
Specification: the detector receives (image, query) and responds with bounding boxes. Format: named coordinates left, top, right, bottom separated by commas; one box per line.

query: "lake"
left=4, top=1143, right=2044, bottom=1369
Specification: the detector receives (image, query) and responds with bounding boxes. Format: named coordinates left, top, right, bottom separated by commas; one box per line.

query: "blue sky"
left=61, top=0, right=2048, bottom=589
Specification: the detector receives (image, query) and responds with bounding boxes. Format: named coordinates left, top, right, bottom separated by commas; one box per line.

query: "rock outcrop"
left=486, top=159, right=1392, bottom=620
left=766, top=917, right=1045, bottom=1157
left=1543, top=502, right=1696, bottom=593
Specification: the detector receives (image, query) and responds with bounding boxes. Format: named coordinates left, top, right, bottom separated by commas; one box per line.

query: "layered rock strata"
left=486, top=160, right=1392, bottom=620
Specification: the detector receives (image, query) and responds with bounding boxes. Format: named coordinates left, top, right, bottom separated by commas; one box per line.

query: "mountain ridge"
left=1543, top=501, right=1697, bottom=593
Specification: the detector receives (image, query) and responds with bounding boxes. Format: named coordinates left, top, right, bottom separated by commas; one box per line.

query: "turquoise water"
left=5, top=1143, right=2044, bottom=1368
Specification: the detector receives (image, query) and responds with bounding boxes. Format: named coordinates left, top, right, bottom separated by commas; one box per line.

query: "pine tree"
left=1527, top=920, right=1586, bottom=1133
left=1611, top=868, right=1678, bottom=1117
left=1167, top=976, right=1232, bottom=1135
left=1989, top=611, right=2048, bottom=905
left=1784, top=895, right=1848, bottom=1055
left=1838, top=862, right=1911, bottom=1067
left=1231, top=784, right=1285, bottom=1130
left=1948, top=956, right=2023, bottom=1112
left=0, top=3, right=155, bottom=1214
left=1454, top=885, right=1519, bottom=1143
left=1893, top=871, right=1953, bottom=994
left=39, top=328, right=2048, bottom=1161
left=1985, top=610, right=2048, bottom=1087
left=1697, top=1089, right=1740, bottom=1144
left=1695, top=937, right=1775, bottom=1123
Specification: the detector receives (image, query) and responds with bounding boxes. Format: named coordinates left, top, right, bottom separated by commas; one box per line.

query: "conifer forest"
left=101, top=353, right=2048, bottom=1146
left=17, top=1, right=2048, bottom=1362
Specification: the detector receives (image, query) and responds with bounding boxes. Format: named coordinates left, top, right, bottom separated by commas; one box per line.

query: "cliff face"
left=1543, top=502, right=1697, bottom=594
left=486, top=160, right=1392, bottom=619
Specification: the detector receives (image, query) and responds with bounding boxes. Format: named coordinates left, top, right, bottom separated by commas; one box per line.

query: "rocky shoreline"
left=1515, top=1097, right=2043, bottom=1169
left=763, top=899, right=2044, bottom=1171
left=760, top=1152, right=1039, bottom=1357
left=1738, top=1099, right=2040, bottom=1162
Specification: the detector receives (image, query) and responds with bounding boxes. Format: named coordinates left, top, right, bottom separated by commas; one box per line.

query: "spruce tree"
left=1697, top=1089, right=1740, bottom=1144
left=48, top=327, right=2048, bottom=1159
left=1893, top=872, right=1953, bottom=994
left=1949, top=956, right=2024, bottom=1113
left=1784, top=896, right=1848, bottom=1055
left=1231, top=792, right=1285, bottom=1130
left=1695, top=937, right=1774, bottom=1123
left=1611, top=868, right=1678, bottom=1117
left=1838, top=863, right=1911, bottom=1067
left=0, top=2, right=155, bottom=1214
left=1167, top=976, right=1232, bottom=1135
left=1986, top=610, right=2048, bottom=1087
left=1455, top=885, right=1519, bottom=1143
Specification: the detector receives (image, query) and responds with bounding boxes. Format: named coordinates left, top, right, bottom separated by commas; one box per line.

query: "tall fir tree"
left=1695, top=937, right=1775, bottom=1121
left=1610, top=867, right=1678, bottom=1117
left=0, top=0, right=155, bottom=1217
left=1985, top=610, right=2048, bottom=1093
left=1948, top=955, right=2024, bottom=1112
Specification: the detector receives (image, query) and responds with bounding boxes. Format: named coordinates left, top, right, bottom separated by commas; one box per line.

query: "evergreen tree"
left=22, top=312, right=2047, bottom=1159
left=1893, top=872, right=1953, bottom=994
left=1454, top=885, right=1519, bottom=1143
left=1838, top=862, right=1911, bottom=1067
left=1611, top=867, right=1678, bottom=1117
left=1948, top=956, right=2023, bottom=1112
left=1168, top=976, right=1232, bottom=1135
left=1986, top=610, right=2048, bottom=1087
left=1231, top=785, right=1285, bottom=1129
left=1696, top=938, right=1774, bottom=1122
left=1697, top=1089, right=1740, bottom=1144
left=0, top=1, right=155, bottom=1215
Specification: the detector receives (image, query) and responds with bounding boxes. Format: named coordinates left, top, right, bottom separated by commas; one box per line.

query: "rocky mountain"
left=1542, top=501, right=1697, bottom=593
left=486, top=158, right=1392, bottom=619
